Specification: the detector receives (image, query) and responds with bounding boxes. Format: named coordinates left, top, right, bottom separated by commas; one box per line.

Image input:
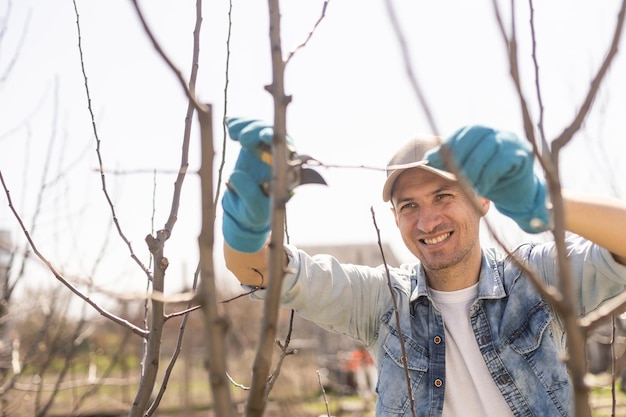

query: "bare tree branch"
left=197, top=104, right=235, bottom=417
left=72, top=0, right=153, bottom=281
left=316, top=369, right=331, bottom=417
left=264, top=309, right=297, bottom=397
left=490, top=2, right=626, bottom=415
left=580, top=291, right=626, bottom=333
left=527, top=0, right=550, bottom=155
left=147, top=267, right=201, bottom=416
left=284, top=0, right=330, bottom=65
left=0, top=0, right=30, bottom=85
left=491, top=1, right=590, bottom=414
left=552, top=0, right=626, bottom=155
left=122, top=2, right=239, bottom=415
left=129, top=0, right=208, bottom=114
left=245, top=1, right=292, bottom=415
left=371, top=207, right=417, bottom=417
left=128, top=232, right=169, bottom=417
left=383, top=0, right=439, bottom=135
left=215, top=0, right=233, bottom=210
left=0, top=170, right=148, bottom=338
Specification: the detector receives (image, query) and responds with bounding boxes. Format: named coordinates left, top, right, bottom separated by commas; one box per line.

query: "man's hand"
left=221, top=118, right=276, bottom=253
left=426, top=125, right=549, bottom=233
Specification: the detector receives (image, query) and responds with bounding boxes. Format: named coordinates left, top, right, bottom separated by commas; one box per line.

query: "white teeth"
left=423, top=232, right=451, bottom=245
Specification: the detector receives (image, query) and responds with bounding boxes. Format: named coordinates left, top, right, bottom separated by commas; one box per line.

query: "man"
left=221, top=118, right=626, bottom=416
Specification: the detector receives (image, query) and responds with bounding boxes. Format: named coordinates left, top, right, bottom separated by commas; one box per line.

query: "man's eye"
left=399, top=202, right=416, bottom=211
left=435, top=193, right=452, bottom=201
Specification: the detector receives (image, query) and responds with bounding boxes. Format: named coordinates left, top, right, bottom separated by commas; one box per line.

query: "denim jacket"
left=254, top=235, right=626, bottom=416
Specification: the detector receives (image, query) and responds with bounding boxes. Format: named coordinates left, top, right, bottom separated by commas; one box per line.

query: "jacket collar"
left=410, top=248, right=506, bottom=303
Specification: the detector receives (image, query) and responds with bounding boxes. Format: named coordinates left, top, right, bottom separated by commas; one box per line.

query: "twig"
left=128, top=0, right=208, bottom=113
left=227, top=372, right=251, bottom=390
left=220, top=287, right=262, bottom=303
left=611, top=315, right=617, bottom=417
left=490, top=0, right=551, bottom=177
left=370, top=207, right=417, bottom=417
left=72, top=0, right=153, bottom=281
left=552, top=0, right=626, bottom=154
left=0, top=170, right=148, bottom=338
left=579, top=291, right=626, bottom=332
left=265, top=310, right=297, bottom=397
left=12, top=376, right=140, bottom=392
left=0, top=0, right=30, bottom=85
left=93, top=168, right=187, bottom=176
left=316, top=370, right=331, bottom=417
left=164, top=304, right=202, bottom=320
left=214, top=0, right=233, bottom=210
left=284, top=0, right=330, bottom=65
left=482, top=216, right=565, bottom=312
left=383, top=0, right=438, bottom=135
left=527, top=0, right=550, bottom=155
left=221, top=268, right=264, bottom=303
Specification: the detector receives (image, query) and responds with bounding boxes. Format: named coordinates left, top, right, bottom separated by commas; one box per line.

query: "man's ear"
left=391, top=206, right=399, bottom=227
left=478, top=197, right=490, bottom=217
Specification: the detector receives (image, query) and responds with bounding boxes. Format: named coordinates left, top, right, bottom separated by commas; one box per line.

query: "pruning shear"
left=254, top=142, right=327, bottom=196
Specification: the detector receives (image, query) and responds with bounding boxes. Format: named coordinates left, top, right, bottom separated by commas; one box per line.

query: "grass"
left=7, top=354, right=626, bottom=417
left=590, top=382, right=626, bottom=417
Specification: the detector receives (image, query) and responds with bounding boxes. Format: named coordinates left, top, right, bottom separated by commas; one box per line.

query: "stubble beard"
left=419, top=241, right=475, bottom=277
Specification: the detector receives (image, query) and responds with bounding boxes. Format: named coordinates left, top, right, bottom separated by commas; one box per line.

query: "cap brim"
left=382, top=161, right=456, bottom=202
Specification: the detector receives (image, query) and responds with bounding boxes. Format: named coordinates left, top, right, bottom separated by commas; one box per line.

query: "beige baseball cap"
left=382, top=135, right=457, bottom=202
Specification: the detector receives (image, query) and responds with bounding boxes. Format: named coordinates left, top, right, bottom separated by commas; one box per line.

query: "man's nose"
left=416, top=206, right=442, bottom=234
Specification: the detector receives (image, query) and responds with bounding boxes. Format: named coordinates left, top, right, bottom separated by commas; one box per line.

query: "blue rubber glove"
left=426, top=125, right=549, bottom=233
left=222, top=118, right=274, bottom=253
left=222, top=117, right=296, bottom=253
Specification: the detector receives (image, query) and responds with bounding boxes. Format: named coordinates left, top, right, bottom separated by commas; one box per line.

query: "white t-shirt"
left=430, top=284, right=515, bottom=417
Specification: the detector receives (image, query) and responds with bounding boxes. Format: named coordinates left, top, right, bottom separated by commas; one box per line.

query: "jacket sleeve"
left=527, top=234, right=626, bottom=316
left=249, top=244, right=411, bottom=346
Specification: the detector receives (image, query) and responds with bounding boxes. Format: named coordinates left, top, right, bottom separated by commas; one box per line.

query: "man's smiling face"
left=391, top=168, right=489, bottom=289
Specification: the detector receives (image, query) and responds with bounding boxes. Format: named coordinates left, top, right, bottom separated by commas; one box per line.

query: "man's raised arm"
left=563, top=190, right=626, bottom=265
left=425, top=125, right=626, bottom=266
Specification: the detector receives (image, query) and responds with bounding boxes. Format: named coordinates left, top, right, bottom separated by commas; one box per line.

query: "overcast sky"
left=1, top=0, right=625, bottom=302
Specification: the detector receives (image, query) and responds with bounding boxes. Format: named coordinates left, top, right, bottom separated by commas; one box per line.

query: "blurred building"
left=0, top=229, right=10, bottom=275
left=297, top=242, right=401, bottom=268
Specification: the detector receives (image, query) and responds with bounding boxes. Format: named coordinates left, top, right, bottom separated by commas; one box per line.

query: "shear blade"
left=299, top=168, right=327, bottom=186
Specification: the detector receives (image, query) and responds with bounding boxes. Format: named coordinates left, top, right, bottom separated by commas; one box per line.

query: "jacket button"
left=498, top=375, right=511, bottom=384
left=434, top=378, right=443, bottom=388
left=433, top=336, right=442, bottom=344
